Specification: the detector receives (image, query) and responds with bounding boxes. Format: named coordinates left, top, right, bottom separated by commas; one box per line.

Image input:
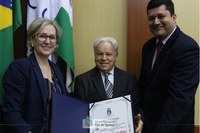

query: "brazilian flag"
left=0, top=0, right=22, bottom=105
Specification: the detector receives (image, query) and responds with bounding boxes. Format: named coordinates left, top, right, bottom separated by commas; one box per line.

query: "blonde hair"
left=27, top=18, right=62, bottom=44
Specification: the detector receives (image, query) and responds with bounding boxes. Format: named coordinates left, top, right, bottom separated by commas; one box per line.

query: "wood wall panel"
left=127, top=0, right=152, bottom=78
left=195, top=125, right=199, bottom=133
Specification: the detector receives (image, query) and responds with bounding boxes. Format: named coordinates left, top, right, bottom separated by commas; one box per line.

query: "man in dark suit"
left=138, top=0, right=199, bottom=133
left=74, top=37, right=143, bottom=133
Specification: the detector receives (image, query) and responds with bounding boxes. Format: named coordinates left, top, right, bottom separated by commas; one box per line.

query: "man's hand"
left=135, top=113, right=143, bottom=133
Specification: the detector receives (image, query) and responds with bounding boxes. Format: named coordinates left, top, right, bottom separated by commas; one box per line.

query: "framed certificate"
left=89, top=95, right=134, bottom=133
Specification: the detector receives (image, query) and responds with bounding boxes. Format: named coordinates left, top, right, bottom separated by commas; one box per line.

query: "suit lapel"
left=112, top=68, right=121, bottom=97
left=91, top=67, right=107, bottom=99
left=49, top=62, right=66, bottom=94
left=29, top=54, right=48, bottom=106
left=143, top=39, right=157, bottom=79
left=91, top=67, right=126, bottom=99
left=112, top=67, right=128, bottom=98
left=148, top=40, right=157, bottom=72
left=150, top=27, right=181, bottom=78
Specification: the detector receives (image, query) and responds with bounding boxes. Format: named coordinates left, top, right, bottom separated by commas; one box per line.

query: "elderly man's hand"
left=135, top=113, right=143, bottom=133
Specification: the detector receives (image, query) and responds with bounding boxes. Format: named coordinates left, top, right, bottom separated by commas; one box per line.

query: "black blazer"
left=74, top=66, right=138, bottom=103
left=139, top=27, right=199, bottom=133
left=2, top=54, right=67, bottom=133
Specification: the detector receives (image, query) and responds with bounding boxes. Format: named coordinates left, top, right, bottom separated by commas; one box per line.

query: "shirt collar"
left=100, top=66, right=115, bottom=76
left=157, top=26, right=177, bottom=45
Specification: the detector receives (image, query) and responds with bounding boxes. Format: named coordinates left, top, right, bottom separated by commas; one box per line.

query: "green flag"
left=55, top=6, right=75, bottom=92
left=0, top=0, right=22, bottom=105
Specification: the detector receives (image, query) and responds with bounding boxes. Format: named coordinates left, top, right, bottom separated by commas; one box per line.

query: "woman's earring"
left=56, top=45, right=59, bottom=49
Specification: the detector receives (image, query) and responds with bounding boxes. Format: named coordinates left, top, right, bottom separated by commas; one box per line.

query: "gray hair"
left=93, top=37, right=118, bottom=54
left=27, top=18, right=62, bottom=44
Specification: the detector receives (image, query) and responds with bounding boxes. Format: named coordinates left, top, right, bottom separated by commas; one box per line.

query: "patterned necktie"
left=104, top=73, right=113, bottom=98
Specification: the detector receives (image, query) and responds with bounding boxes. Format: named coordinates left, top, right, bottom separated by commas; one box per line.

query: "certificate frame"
left=89, top=95, right=134, bottom=133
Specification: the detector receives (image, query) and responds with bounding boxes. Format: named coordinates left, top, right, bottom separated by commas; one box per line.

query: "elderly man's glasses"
left=36, top=33, right=57, bottom=43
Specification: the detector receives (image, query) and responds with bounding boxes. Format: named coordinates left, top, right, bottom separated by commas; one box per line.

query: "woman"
left=2, top=18, right=67, bottom=133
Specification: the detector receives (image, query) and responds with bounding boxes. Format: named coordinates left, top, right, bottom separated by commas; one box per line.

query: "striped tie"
left=104, top=73, right=113, bottom=98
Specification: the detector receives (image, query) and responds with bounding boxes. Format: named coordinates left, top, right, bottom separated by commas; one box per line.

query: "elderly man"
left=74, top=37, right=143, bottom=133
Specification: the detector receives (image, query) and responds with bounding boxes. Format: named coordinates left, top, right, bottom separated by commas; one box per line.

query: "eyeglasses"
left=36, top=33, right=57, bottom=43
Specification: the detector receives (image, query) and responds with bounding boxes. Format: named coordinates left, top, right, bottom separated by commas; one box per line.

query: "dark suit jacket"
left=74, top=67, right=138, bottom=104
left=2, top=54, right=67, bottom=133
left=139, top=26, right=199, bottom=133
